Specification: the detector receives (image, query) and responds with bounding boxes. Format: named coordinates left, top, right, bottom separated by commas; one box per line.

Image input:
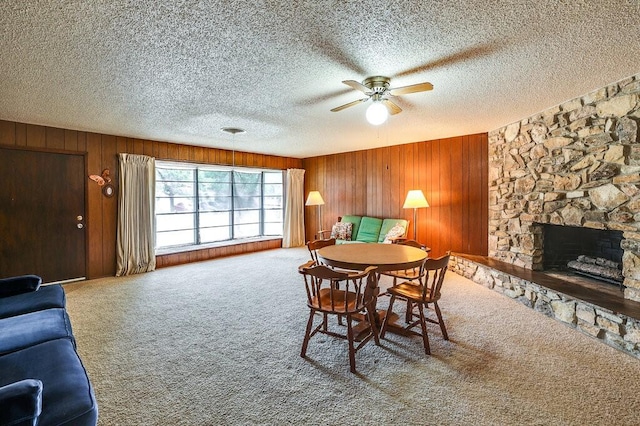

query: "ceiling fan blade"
left=342, top=80, right=372, bottom=94
left=307, top=37, right=368, bottom=76
left=388, top=82, right=433, bottom=96
left=296, top=87, right=355, bottom=106
left=382, top=99, right=402, bottom=115
left=330, top=97, right=369, bottom=112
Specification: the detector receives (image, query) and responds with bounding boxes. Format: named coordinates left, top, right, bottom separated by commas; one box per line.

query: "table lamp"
left=305, top=191, right=325, bottom=238
left=403, top=189, right=429, bottom=240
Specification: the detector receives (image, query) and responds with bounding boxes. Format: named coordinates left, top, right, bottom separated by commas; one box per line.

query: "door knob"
left=77, top=215, right=83, bottom=221
left=77, top=223, right=84, bottom=229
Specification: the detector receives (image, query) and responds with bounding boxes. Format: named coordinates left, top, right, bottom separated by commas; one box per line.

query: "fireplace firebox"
left=541, top=224, right=624, bottom=287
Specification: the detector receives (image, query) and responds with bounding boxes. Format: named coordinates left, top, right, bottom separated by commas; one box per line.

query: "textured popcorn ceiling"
left=1, top=1, right=639, bottom=158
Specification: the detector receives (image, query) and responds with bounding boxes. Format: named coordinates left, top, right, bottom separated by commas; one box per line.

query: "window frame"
left=155, top=160, right=284, bottom=252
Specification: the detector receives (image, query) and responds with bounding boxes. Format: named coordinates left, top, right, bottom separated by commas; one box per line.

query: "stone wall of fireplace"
left=489, top=73, right=640, bottom=301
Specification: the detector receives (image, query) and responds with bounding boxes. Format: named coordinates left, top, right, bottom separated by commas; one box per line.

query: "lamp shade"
left=305, top=191, right=325, bottom=206
left=366, top=102, right=388, bottom=125
left=403, top=190, right=429, bottom=209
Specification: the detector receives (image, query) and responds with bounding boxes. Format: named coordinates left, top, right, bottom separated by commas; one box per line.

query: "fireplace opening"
left=541, top=224, right=624, bottom=288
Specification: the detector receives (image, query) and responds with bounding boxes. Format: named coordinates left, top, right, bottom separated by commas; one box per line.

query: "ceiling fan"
left=330, top=76, right=433, bottom=125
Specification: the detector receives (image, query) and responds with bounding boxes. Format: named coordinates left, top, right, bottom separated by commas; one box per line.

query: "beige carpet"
left=64, top=247, right=640, bottom=425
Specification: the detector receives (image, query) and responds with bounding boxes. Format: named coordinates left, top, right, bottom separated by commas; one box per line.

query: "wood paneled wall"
left=303, top=133, right=488, bottom=257
left=0, top=120, right=302, bottom=278
left=0, top=119, right=487, bottom=275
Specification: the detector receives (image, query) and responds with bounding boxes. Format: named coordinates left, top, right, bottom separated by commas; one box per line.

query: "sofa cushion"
left=0, top=285, right=66, bottom=319
left=340, top=215, right=362, bottom=239
left=378, top=219, right=409, bottom=243
left=355, top=217, right=383, bottom=243
left=0, top=338, right=98, bottom=426
left=330, top=221, right=352, bottom=240
left=0, top=308, right=74, bottom=356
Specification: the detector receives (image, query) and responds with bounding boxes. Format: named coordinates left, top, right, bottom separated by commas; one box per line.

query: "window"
left=155, top=161, right=283, bottom=250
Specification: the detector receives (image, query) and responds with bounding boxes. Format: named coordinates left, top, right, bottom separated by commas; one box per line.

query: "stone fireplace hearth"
left=488, top=73, right=640, bottom=302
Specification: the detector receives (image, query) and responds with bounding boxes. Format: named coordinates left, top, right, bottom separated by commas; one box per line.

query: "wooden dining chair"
left=380, top=252, right=451, bottom=355
left=298, top=260, right=380, bottom=373
left=381, top=239, right=428, bottom=322
left=306, top=238, right=336, bottom=264
left=391, top=239, right=423, bottom=249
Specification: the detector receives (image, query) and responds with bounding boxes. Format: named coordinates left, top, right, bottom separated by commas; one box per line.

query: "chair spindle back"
left=306, top=238, right=337, bottom=263
left=298, top=261, right=377, bottom=314
left=420, top=252, right=450, bottom=301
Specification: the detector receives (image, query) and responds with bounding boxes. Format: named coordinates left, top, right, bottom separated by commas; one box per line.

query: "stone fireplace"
left=450, top=73, right=640, bottom=358
left=488, top=73, right=640, bottom=302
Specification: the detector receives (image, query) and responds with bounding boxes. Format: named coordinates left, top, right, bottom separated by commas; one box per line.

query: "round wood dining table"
left=317, top=243, right=427, bottom=272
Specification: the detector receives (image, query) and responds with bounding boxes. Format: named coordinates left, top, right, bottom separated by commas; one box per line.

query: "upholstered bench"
left=330, top=215, right=408, bottom=244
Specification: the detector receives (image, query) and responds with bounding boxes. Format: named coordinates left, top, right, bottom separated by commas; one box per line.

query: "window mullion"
left=260, top=172, right=265, bottom=236
left=194, top=169, right=200, bottom=245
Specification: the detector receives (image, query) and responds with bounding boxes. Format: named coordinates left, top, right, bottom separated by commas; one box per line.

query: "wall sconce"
left=89, top=169, right=115, bottom=197
left=403, top=189, right=429, bottom=240
left=89, top=169, right=111, bottom=186
left=305, top=191, right=325, bottom=238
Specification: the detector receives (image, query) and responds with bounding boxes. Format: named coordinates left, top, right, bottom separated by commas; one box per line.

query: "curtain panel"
left=282, top=168, right=305, bottom=248
left=116, top=153, right=156, bottom=276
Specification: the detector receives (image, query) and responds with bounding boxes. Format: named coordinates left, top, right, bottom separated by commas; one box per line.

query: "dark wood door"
left=0, top=148, right=86, bottom=282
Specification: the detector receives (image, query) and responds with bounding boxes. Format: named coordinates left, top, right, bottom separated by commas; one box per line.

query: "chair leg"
left=346, top=314, right=357, bottom=373
left=405, top=300, right=413, bottom=323
left=380, top=295, right=396, bottom=339
left=434, top=302, right=449, bottom=340
left=417, top=303, right=431, bottom=355
left=366, top=304, right=380, bottom=345
left=332, top=282, right=343, bottom=326
left=301, top=309, right=315, bottom=358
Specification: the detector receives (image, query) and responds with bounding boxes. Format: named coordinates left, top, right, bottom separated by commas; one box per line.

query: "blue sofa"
left=0, top=275, right=98, bottom=426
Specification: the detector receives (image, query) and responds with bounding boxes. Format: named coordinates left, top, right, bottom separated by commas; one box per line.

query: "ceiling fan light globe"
left=366, top=102, right=388, bottom=125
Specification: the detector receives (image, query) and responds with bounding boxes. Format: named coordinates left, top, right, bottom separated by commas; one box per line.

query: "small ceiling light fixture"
left=220, top=127, right=246, bottom=136
left=221, top=127, right=246, bottom=168
left=365, top=95, right=389, bottom=126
